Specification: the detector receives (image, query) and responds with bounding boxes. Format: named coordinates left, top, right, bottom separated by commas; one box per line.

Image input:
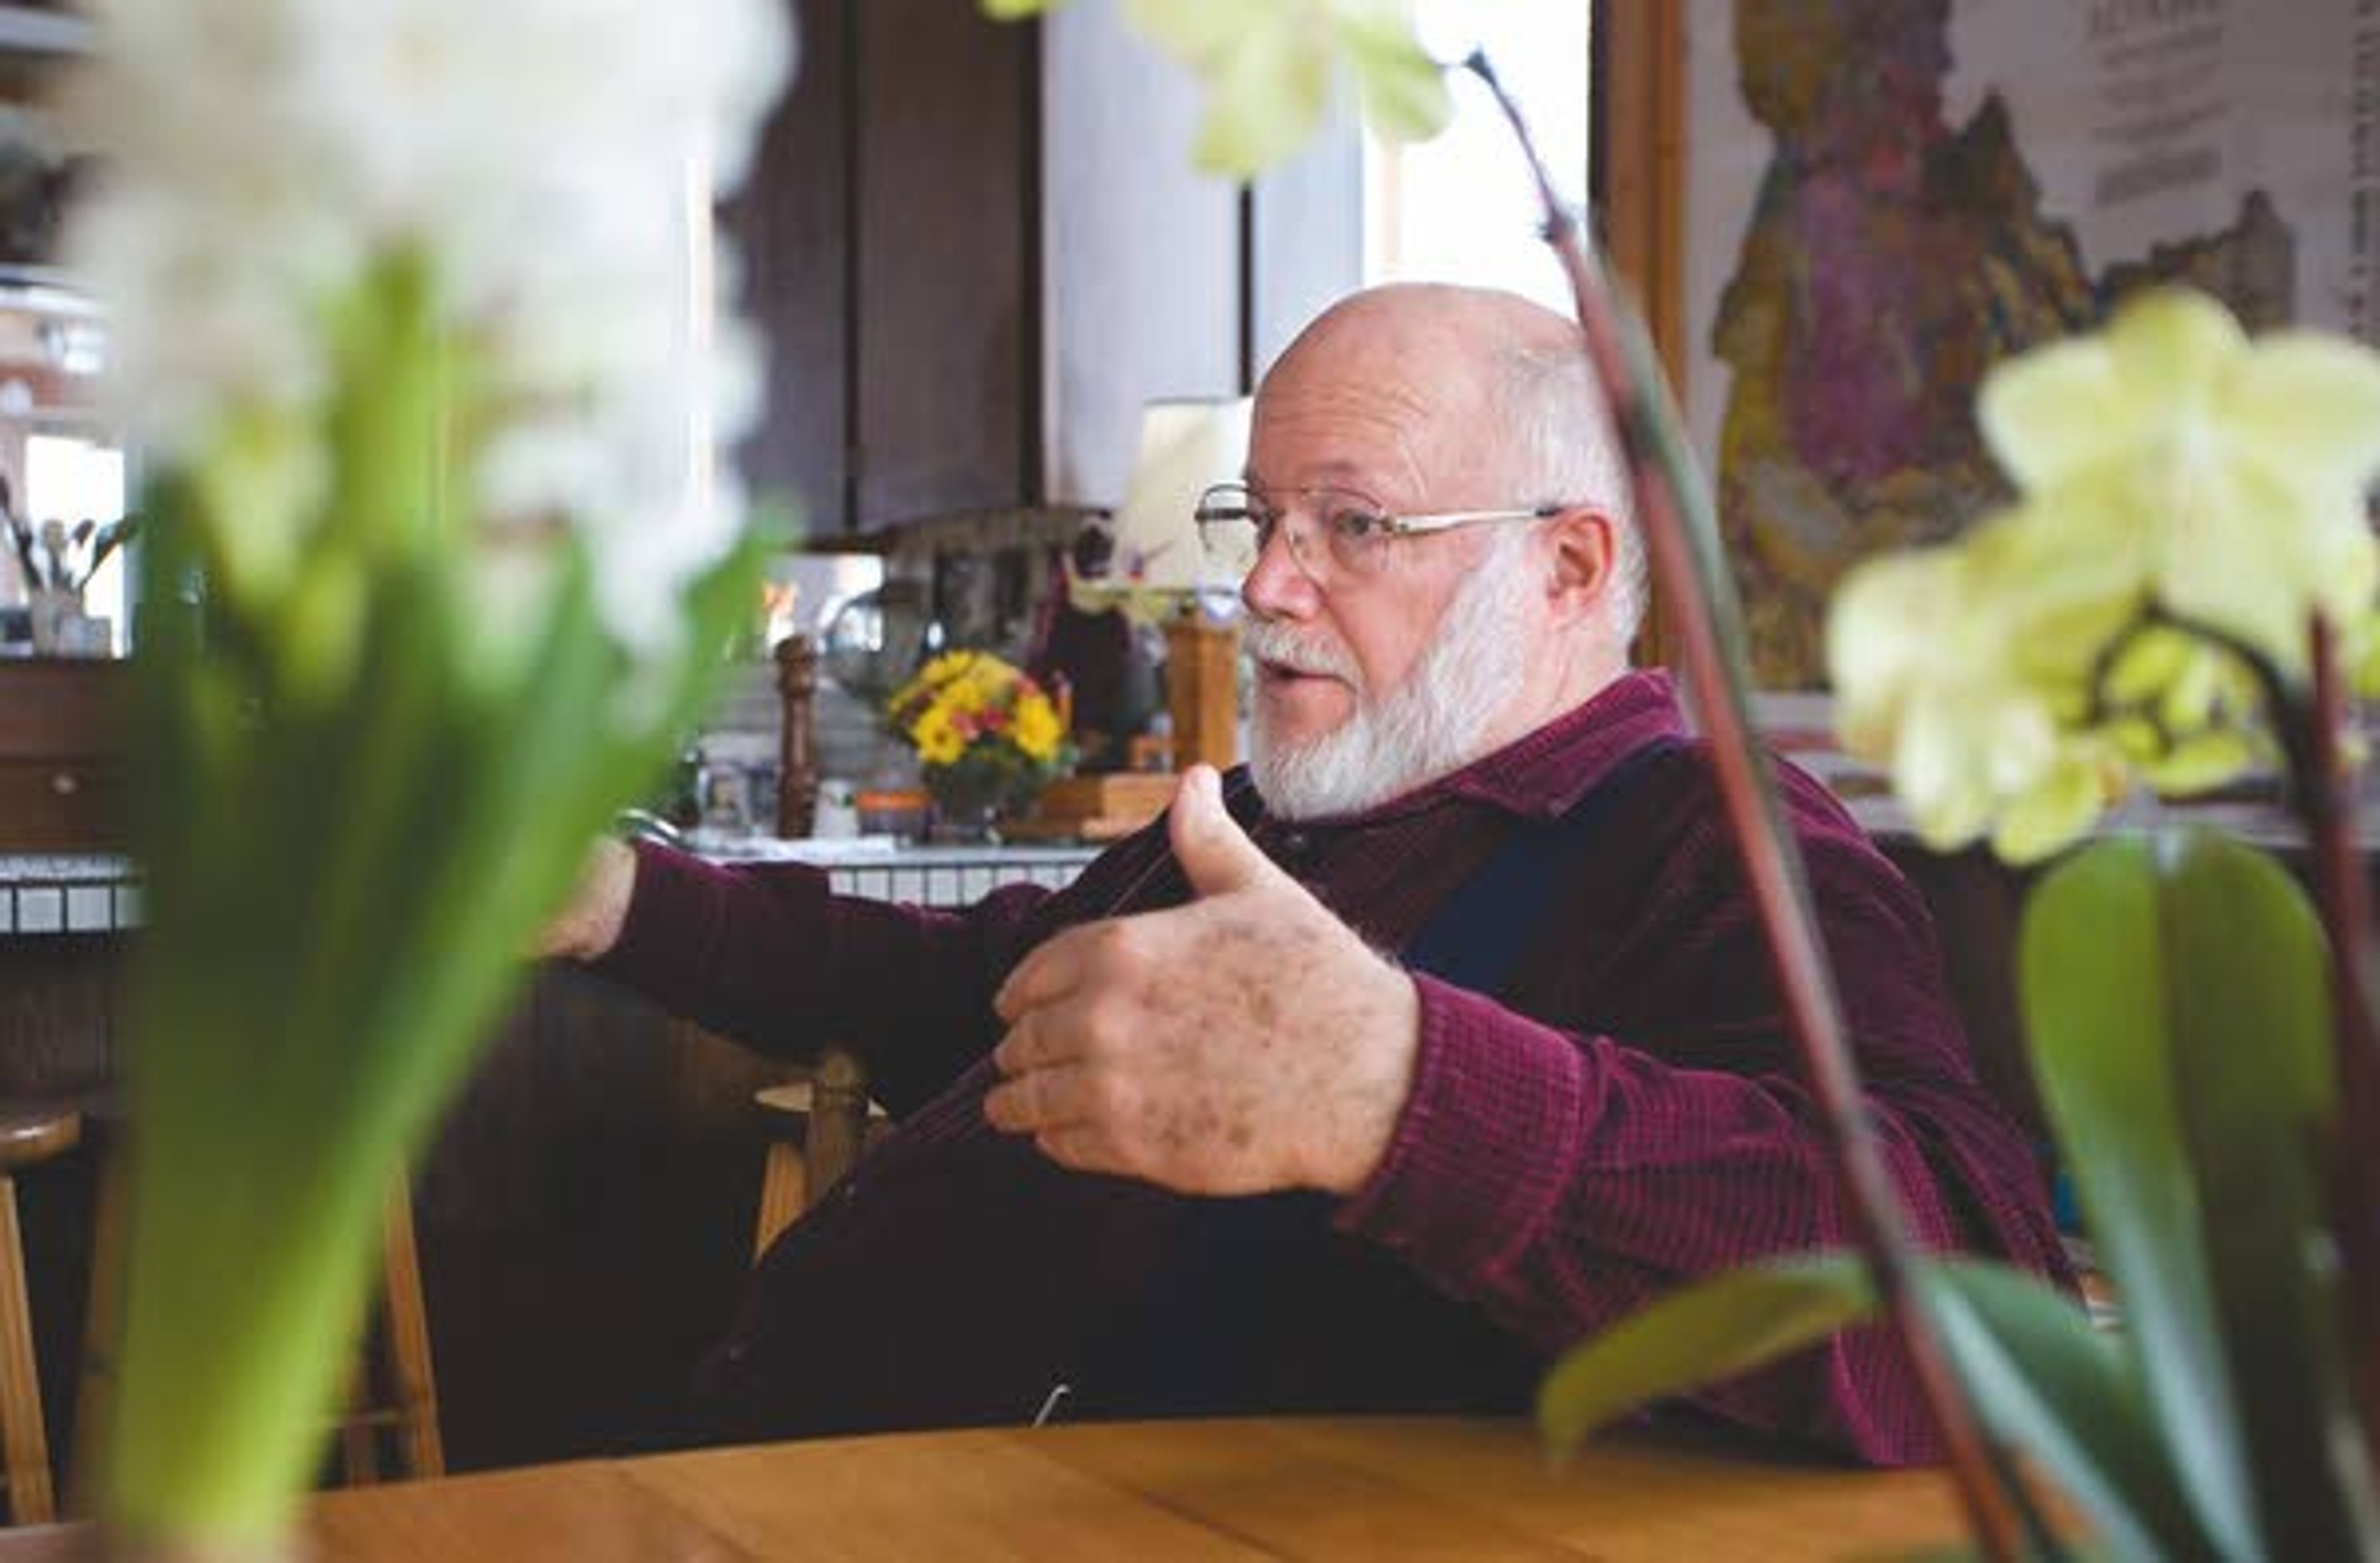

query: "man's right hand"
left=534, top=837, right=638, bottom=962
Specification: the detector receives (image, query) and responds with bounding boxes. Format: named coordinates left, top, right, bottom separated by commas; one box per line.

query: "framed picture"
left=1602, top=1, right=2376, bottom=689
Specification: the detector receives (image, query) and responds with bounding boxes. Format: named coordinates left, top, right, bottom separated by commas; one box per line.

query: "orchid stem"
left=1463, top=49, right=2056, bottom=1562
left=2283, top=617, right=2380, bottom=1491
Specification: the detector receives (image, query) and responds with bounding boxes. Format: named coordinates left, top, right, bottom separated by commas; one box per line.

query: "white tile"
left=67, top=886, right=112, bottom=931
left=17, top=887, right=62, bottom=933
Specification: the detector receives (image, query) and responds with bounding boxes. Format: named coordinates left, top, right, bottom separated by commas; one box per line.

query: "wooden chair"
left=0, top=1111, right=79, bottom=1525
left=754, top=634, right=888, bottom=1256
left=332, top=1187, right=445, bottom=1485
left=750, top=1052, right=888, bottom=1261
left=74, top=1145, right=444, bottom=1505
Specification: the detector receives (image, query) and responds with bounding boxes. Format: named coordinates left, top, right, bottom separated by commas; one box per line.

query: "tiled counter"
left=0, top=855, right=139, bottom=935
left=0, top=842, right=1096, bottom=939
left=685, top=836, right=1098, bottom=905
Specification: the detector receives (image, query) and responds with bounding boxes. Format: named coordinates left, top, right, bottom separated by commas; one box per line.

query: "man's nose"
left=1240, top=522, right=1320, bottom=620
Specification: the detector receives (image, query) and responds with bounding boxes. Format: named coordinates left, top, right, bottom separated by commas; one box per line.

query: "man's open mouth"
left=1258, top=659, right=1344, bottom=690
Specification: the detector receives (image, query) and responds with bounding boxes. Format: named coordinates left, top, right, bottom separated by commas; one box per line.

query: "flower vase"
left=29, top=585, right=81, bottom=656
left=926, top=786, right=1004, bottom=845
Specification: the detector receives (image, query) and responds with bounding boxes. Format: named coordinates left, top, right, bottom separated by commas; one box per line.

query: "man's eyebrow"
left=1243, top=461, right=1386, bottom=491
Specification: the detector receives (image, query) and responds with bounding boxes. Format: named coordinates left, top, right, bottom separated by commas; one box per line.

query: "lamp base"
left=1162, top=615, right=1239, bottom=773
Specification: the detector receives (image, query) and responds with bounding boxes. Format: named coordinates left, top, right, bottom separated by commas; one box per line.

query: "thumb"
left=1169, top=764, right=1277, bottom=899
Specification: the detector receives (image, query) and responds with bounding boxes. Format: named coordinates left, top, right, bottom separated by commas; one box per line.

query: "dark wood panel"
left=852, top=0, right=1035, bottom=528
left=1039, top=0, right=1240, bottom=506
left=0, top=760, right=123, bottom=852
left=0, top=662, right=125, bottom=758
left=725, top=0, right=853, bottom=535
left=0, top=935, right=121, bottom=1099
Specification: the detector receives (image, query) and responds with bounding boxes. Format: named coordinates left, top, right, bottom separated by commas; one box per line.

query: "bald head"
left=1274, top=281, right=1587, bottom=378
left=1257, top=284, right=1644, bottom=647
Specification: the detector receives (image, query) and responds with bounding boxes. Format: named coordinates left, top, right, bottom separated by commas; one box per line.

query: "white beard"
left=1246, top=536, right=1538, bottom=821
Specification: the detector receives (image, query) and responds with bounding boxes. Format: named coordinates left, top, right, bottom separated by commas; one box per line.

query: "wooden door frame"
left=1591, top=2, right=1688, bottom=666
left=1593, top=3, right=1686, bottom=390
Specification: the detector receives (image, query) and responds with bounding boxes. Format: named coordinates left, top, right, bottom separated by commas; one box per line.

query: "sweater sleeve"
left=1333, top=788, right=2074, bottom=1466
left=591, top=840, right=1060, bottom=1114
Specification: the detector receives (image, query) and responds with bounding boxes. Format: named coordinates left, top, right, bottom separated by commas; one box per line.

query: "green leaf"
left=2019, top=831, right=2380, bottom=1561
left=1537, top=1255, right=1875, bottom=1458
left=2019, top=835, right=2257, bottom=1557
left=2156, top=832, right=2380, bottom=1556
left=980, top=0, right=1065, bottom=17
left=1921, top=1260, right=2215, bottom=1562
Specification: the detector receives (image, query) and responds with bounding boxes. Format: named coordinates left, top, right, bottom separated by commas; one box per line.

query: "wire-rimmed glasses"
left=1194, top=481, right=1559, bottom=583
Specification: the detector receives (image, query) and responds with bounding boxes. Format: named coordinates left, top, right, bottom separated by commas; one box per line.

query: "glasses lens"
left=1195, top=485, right=1263, bottom=576
left=1313, top=490, right=1393, bottom=577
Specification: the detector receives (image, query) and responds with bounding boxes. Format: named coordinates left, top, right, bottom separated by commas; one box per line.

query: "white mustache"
left=1242, top=619, right=1361, bottom=686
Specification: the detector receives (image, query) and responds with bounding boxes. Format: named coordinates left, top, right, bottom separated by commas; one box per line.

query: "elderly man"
left=545, top=283, right=2069, bottom=1463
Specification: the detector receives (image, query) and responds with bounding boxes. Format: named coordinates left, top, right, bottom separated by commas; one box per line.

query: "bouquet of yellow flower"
left=886, top=649, right=1073, bottom=832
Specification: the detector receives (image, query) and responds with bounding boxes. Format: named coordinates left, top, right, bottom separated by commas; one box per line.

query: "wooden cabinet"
left=728, top=0, right=1034, bottom=537
left=726, top=0, right=1362, bottom=537
left=0, top=661, right=125, bottom=852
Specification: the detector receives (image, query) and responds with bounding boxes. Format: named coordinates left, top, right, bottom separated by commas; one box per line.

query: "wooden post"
left=774, top=633, right=821, bottom=839
left=379, top=1184, right=444, bottom=1480
left=1595, top=1, right=1685, bottom=670
left=804, top=1048, right=871, bottom=1204
left=1161, top=614, right=1240, bottom=772
left=0, top=1173, right=54, bottom=1523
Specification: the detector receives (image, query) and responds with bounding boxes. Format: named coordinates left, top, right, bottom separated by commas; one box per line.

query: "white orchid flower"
left=69, top=0, right=791, bottom=664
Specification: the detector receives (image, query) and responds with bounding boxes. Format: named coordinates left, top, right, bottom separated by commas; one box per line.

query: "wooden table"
left=0, top=1417, right=1972, bottom=1560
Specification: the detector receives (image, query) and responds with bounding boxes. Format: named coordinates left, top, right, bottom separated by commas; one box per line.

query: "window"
left=1363, top=2, right=1592, bottom=312
left=24, top=429, right=126, bottom=653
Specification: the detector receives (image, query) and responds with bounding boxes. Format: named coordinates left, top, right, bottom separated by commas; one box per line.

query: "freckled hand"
left=984, top=766, right=1421, bottom=1197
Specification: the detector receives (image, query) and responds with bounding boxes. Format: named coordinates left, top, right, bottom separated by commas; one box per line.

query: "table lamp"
left=1070, top=397, right=1250, bottom=772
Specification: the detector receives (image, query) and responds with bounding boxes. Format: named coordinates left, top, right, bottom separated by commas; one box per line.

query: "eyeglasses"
left=1193, top=481, right=1559, bottom=583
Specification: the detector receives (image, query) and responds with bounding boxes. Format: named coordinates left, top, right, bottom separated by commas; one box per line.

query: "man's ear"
left=1541, top=507, right=1618, bottom=625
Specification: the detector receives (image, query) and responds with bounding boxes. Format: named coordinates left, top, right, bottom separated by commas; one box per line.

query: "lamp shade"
left=1073, top=396, right=1250, bottom=620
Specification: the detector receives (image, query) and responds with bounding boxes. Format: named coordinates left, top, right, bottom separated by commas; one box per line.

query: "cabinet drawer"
left=0, top=660, right=127, bottom=759
left=0, top=759, right=124, bottom=851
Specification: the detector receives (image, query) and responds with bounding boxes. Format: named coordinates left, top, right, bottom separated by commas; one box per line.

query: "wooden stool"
left=0, top=1111, right=81, bottom=1525
left=74, top=1150, right=444, bottom=1504
left=751, top=1049, right=888, bottom=1261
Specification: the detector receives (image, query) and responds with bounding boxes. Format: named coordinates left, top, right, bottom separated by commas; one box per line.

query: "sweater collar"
left=1239, top=669, right=1689, bottom=831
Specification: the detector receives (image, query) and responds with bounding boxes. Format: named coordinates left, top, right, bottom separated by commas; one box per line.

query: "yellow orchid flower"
left=1979, top=287, right=2380, bottom=676
left=1833, top=289, right=2380, bottom=865
left=1828, top=532, right=2099, bottom=858
left=986, top=0, right=1450, bottom=179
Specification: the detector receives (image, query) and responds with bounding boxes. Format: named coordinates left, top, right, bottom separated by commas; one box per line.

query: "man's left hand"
left=984, top=765, right=1420, bottom=1197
